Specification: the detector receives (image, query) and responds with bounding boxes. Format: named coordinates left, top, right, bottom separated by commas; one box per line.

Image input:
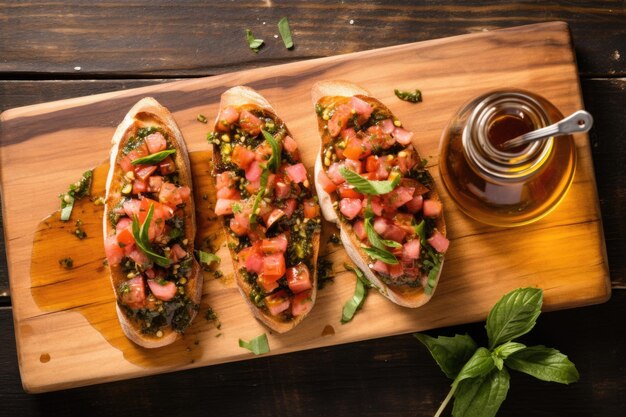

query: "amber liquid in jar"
left=439, top=90, right=577, bottom=227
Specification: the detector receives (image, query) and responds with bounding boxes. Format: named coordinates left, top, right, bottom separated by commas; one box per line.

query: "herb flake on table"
left=197, top=114, right=208, bottom=124
left=414, top=287, right=579, bottom=417
left=59, top=257, right=74, bottom=269
left=394, top=88, right=423, bottom=103
left=245, top=29, right=264, bottom=53
left=341, top=263, right=372, bottom=323
left=196, top=250, right=220, bottom=270
left=59, top=170, right=93, bottom=221
left=277, top=17, right=294, bottom=49
left=239, top=334, right=270, bottom=355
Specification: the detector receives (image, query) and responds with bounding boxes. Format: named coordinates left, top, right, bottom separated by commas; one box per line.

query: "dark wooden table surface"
left=1, top=1, right=624, bottom=416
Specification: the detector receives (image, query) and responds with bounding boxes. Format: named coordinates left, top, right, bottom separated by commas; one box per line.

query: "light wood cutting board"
left=0, top=22, right=610, bottom=393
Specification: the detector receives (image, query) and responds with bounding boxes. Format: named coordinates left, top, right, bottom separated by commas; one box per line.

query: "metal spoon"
left=500, top=110, right=593, bottom=150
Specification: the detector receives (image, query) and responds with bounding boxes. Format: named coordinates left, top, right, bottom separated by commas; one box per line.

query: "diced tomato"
left=245, top=160, right=263, bottom=182
left=328, top=104, right=352, bottom=137
left=230, top=217, right=248, bottom=236
left=393, top=212, right=417, bottom=236
left=217, top=186, right=239, bottom=199
left=403, top=239, right=421, bottom=260
left=292, top=289, right=313, bottom=317
left=326, top=162, right=347, bottom=185
left=285, top=163, right=308, bottom=184
left=376, top=157, right=390, bottom=180
left=147, top=176, right=163, bottom=193
left=382, top=224, right=407, bottom=244
left=370, top=196, right=384, bottom=216
left=283, top=199, right=297, bottom=217
left=341, top=127, right=357, bottom=142
left=373, top=217, right=390, bottom=236
left=216, top=171, right=235, bottom=190
left=386, top=186, right=415, bottom=208
left=245, top=178, right=261, bottom=194
left=286, top=263, right=312, bottom=294
left=104, top=235, right=125, bottom=266
left=265, top=209, right=285, bottom=228
left=127, top=143, right=149, bottom=162
left=338, top=183, right=363, bottom=200
left=389, top=263, right=404, bottom=278
left=118, top=155, right=133, bottom=173
left=303, top=199, right=320, bottom=219
left=239, top=110, right=263, bottom=136
left=145, top=132, right=167, bottom=154
left=265, top=290, right=290, bottom=316
left=132, top=179, right=147, bottom=194
left=144, top=268, right=155, bottom=279
left=344, top=136, right=372, bottom=160
left=147, top=279, right=176, bottom=301
left=239, top=245, right=264, bottom=274
left=178, top=186, right=190, bottom=202
left=405, top=195, right=424, bottom=213
left=372, top=260, right=389, bottom=275
left=120, top=277, right=146, bottom=309
left=261, top=234, right=288, bottom=255
left=365, top=155, right=379, bottom=173
left=262, top=253, right=286, bottom=279
left=134, top=164, right=157, bottom=181
left=254, top=141, right=273, bottom=163
left=423, top=199, right=443, bottom=218
left=400, top=178, right=430, bottom=196
left=159, top=156, right=176, bottom=175
left=339, top=198, right=362, bottom=220
left=381, top=119, right=395, bottom=134
left=122, top=199, right=142, bottom=220
left=344, top=158, right=363, bottom=174
left=283, top=135, right=300, bottom=161
left=231, top=144, right=256, bottom=170
left=350, top=96, right=374, bottom=119
left=353, top=219, right=367, bottom=241
left=257, top=273, right=279, bottom=293
left=159, top=182, right=183, bottom=207
left=397, top=148, right=419, bottom=173
left=128, top=248, right=149, bottom=266
left=428, top=230, right=450, bottom=253
left=116, top=227, right=135, bottom=248
left=366, top=124, right=395, bottom=149
left=215, top=107, right=239, bottom=132
left=317, top=168, right=337, bottom=193
left=116, top=217, right=132, bottom=232
left=393, top=127, right=414, bottom=145
left=214, top=198, right=239, bottom=216
left=169, top=244, right=187, bottom=263
left=274, top=180, right=291, bottom=200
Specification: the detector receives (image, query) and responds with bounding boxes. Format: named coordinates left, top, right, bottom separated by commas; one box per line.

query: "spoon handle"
left=501, top=110, right=593, bottom=150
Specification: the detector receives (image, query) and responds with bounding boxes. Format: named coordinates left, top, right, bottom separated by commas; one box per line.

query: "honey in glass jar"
left=439, top=90, right=577, bottom=227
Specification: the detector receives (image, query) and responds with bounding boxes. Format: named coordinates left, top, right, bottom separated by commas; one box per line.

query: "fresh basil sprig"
left=131, top=149, right=176, bottom=165
left=131, top=203, right=171, bottom=267
left=415, top=288, right=579, bottom=417
left=262, top=129, right=281, bottom=173
left=361, top=246, right=399, bottom=265
left=277, top=17, right=294, bottom=49
left=341, top=264, right=372, bottom=323
left=339, top=167, right=400, bottom=195
left=239, top=333, right=270, bottom=355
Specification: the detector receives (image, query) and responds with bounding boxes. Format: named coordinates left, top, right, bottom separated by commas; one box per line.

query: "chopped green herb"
left=59, top=257, right=74, bottom=269
left=277, top=17, right=294, bottom=49
left=74, top=219, right=87, bottom=240
left=131, top=149, right=176, bottom=165
left=339, top=167, right=400, bottom=195
left=131, top=203, right=171, bottom=267
left=317, top=257, right=335, bottom=289
left=394, top=88, right=423, bottom=103
left=341, top=264, right=372, bottom=323
left=197, top=250, right=220, bottom=268
left=245, top=29, right=264, bottom=52
left=213, top=270, right=224, bottom=279
left=239, top=333, right=270, bottom=355
left=232, top=202, right=243, bottom=214
left=205, top=306, right=222, bottom=329
left=262, top=130, right=281, bottom=172
left=59, top=170, right=93, bottom=221
left=197, top=114, right=208, bottom=124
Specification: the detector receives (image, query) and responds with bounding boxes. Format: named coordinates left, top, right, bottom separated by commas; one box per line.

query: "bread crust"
left=104, top=97, right=202, bottom=348
left=311, top=81, right=446, bottom=308
left=214, top=86, right=320, bottom=333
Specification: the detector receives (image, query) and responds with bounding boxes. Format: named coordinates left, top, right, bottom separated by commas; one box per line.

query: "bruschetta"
left=103, top=97, right=201, bottom=348
left=312, top=81, right=449, bottom=308
left=211, top=86, right=321, bottom=333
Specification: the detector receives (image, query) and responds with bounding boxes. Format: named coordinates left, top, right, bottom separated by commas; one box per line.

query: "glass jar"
left=439, top=90, right=577, bottom=227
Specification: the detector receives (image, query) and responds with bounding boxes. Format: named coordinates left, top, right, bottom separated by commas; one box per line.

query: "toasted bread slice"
left=312, top=81, right=448, bottom=308
left=212, top=86, right=321, bottom=333
left=104, top=97, right=201, bottom=348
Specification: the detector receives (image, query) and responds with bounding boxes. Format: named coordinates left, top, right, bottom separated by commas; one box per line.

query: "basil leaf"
left=131, top=204, right=171, bottom=267
left=245, top=29, right=264, bottom=52
left=262, top=130, right=281, bottom=173
left=238, top=334, right=270, bottom=355
left=341, top=264, right=371, bottom=323
left=453, top=347, right=495, bottom=387
left=493, top=341, right=526, bottom=360
left=277, top=17, right=293, bottom=49
left=131, top=149, right=176, bottom=165
left=505, top=345, right=580, bottom=384
left=394, top=88, right=423, bottom=103
left=197, top=251, right=220, bottom=267
left=486, top=287, right=543, bottom=349
left=413, top=333, right=478, bottom=379
left=340, top=167, right=400, bottom=195
left=452, top=368, right=510, bottom=417
left=362, top=246, right=399, bottom=265
left=250, top=168, right=269, bottom=226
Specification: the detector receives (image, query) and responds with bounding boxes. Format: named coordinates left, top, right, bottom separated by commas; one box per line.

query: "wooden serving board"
left=0, top=22, right=610, bottom=393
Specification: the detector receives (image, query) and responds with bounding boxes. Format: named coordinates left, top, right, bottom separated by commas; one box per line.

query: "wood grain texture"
left=0, top=1, right=624, bottom=77
left=0, top=22, right=611, bottom=393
